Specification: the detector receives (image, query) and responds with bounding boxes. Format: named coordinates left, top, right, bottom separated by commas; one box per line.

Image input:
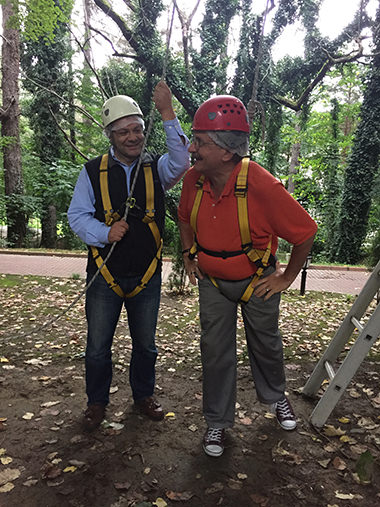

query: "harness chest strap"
left=189, top=157, right=273, bottom=303
left=91, top=154, right=162, bottom=298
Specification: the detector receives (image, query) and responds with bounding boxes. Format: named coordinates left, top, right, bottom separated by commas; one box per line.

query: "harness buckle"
left=241, top=242, right=253, bottom=255
left=234, top=182, right=248, bottom=197
left=127, top=197, right=136, bottom=208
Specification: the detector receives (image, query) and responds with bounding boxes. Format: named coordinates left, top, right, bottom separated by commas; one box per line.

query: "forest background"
left=1, top=0, right=380, bottom=281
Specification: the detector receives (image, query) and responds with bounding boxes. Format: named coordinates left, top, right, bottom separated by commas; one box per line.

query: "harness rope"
left=6, top=2, right=177, bottom=341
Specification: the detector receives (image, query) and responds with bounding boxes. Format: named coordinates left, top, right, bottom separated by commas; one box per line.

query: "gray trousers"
left=198, top=272, right=286, bottom=428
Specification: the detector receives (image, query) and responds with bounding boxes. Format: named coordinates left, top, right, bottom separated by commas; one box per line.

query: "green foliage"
left=17, top=0, right=73, bottom=42
left=192, top=0, right=239, bottom=99
left=334, top=7, right=380, bottom=264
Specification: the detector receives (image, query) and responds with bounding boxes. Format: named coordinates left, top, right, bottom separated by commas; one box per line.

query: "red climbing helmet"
left=193, top=95, right=250, bottom=132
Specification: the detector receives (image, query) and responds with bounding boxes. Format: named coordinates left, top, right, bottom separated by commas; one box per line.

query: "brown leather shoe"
left=82, top=404, right=105, bottom=432
left=135, top=396, right=164, bottom=421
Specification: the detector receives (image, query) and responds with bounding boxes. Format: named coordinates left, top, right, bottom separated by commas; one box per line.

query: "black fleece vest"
left=85, top=151, right=165, bottom=277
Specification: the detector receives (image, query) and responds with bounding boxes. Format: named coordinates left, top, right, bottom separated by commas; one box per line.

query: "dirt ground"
left=1, top=283, right=380, bottom=507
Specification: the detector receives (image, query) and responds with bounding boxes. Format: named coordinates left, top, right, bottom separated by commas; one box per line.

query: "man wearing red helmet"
left=178, top=95, right=317, bottom=457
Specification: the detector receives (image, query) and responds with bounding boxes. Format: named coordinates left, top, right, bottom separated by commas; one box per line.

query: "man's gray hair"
left=207, top=130, right=249, bottom=157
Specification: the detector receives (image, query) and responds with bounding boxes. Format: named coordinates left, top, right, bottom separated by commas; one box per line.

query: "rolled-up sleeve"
left=67, top=168, right=110, bottom=248
left=158, top=117, right=190, bottom=191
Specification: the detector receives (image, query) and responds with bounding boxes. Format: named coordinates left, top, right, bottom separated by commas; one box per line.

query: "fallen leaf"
left=323, top=425, right=346, bottom=437
left=114, top=481, right=131, bottom=491
left=23, top=478, right=39, bottom=487
left=317, top=459, right=331, bottom=468
left=228, top=478, right=242, bottom=490
left=68, top=460, right=86, bottom=468
left=332, top=456, right=347, bottom=470
left=166, top=490, right=194, bottom=501
left=237, top=473, right=248, bottom=480
left=250, top=493, right=269, bottom=505
left=0, top=482, right=14, bottom=493
left=357, top=417, right=377, bottom=430
left=144, top=467, right=151, bottom=475
left=153, top=498, right=168, bottom=507
left=40, top=401, right=60, bottom=408
left=1, top=457, right=12, bottom=465
left=205, top=482, right=223, bottom=495
left=335, top=491, right=355, bottom=500
left=165, top=412, right=176, bottom=419
left=63, top=466, right=77, bottom=473
left=41, top=463, right=62, bottom=480
left=22, top=412, right=34, bottom=420
left=338, top=417, right=350, bottom=424
left=0, top=468, right=21, bottom=486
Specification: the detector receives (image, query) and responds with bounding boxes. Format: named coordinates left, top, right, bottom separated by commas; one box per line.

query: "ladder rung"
left=351, top=316, right=364, bottom=333
left=324, top=360, right=335, bottom=380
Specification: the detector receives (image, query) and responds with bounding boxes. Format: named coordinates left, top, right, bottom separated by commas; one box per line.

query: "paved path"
left=0, top=252, right=371, bottom=295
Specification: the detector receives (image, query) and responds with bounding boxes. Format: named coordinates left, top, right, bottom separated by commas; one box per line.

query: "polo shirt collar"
left=202, top=159, right=244, bottom=198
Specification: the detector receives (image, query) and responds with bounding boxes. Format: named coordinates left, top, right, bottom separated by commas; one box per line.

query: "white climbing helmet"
left=101, top=95, right=143, bottom=128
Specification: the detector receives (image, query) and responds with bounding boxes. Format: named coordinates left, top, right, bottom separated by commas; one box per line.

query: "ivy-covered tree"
left=21, top=1, right=73, bottom=248
left=334, top=5, right=380, bottom=264
left=1, top=0, right=26, bottom=247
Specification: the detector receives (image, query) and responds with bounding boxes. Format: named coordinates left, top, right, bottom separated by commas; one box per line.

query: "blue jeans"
left=85, top=271, right=161, bottom=406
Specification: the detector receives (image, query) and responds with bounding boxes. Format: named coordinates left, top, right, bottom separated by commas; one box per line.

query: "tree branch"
left=0, top=97, right=15, bottom=121
left=48, top=106, right=90, bottom=161
left=69, top=26, right=109, bottom=100
left=87, top=25, right=139, bottom=59
left=273, top=42, right=364, bottom=111
left=93, top=0, right=140, bottom=54
left=22, top=72, right=103, bottom=128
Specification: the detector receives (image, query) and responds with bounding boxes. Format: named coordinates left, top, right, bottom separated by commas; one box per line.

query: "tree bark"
left=41, top=204, right=57, bottom=249
left=1, top=0, right=26, bottom=247
left=287, top=111, right=301, bottom=195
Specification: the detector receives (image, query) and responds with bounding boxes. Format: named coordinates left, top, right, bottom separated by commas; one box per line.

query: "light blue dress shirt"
left=68, top=118, right=190, bottom=248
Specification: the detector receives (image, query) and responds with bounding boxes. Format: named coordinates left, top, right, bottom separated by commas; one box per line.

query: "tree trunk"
left=287, top=111, right=301, bottom=195
left=41, top=204, right=57, bottom=248
left=1, top=0, right=26, bottom=247
left=334, top=6, right=380, bottom=264
left=83, top=0, right=95, bottom=68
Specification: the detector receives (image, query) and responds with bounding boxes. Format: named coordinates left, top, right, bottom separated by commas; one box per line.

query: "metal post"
left=300, top=254, right=312, bottom=296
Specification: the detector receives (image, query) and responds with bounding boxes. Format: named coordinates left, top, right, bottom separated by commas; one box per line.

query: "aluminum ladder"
left=302, top=259, right=380, bottom=428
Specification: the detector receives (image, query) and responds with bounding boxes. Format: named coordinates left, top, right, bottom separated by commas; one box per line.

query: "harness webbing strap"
left=91, top=247, right=125, bottom=298
left=189, top=157, right=273, bottom=302
left=99, top=154, right=120, bottom=226
left=91, top=157, right=162, bottom=299
left=190, top=175, right=205, bottom=232
left=236, top=157, right=251, bottom=252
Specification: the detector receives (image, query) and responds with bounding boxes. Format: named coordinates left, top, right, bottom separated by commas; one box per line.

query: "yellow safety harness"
left=91, top=154, right=163, bottom=298
left=189, top=157, right=273, bottom=303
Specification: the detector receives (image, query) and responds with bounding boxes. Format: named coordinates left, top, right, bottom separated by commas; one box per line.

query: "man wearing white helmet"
left=178, top=95, right=317, bottom=457
left=68, top=81, right=190, bottom=431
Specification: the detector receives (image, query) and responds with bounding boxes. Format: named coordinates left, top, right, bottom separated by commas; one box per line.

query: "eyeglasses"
left=191, top=136, right=216, bottom=149
left=111, top=126, right=144, bottom=138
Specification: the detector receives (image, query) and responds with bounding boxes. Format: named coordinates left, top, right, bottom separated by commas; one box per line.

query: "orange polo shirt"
left=178, top=159, right=318, bottom=280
